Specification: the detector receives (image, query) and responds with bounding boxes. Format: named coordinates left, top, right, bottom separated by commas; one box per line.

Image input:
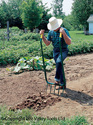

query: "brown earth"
left=0, top=53, right=93, bottom=123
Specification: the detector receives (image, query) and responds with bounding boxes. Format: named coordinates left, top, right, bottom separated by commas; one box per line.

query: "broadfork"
left=40, top=33, right=66, bottom=95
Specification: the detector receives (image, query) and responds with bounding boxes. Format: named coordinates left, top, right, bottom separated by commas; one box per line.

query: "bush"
left=11, top=26, right=20, bottom=31
left=0, top=29, right=6, bottom=41
left=0, top=29, right=93, bottom=65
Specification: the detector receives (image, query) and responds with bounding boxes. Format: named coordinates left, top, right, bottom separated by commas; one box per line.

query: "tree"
left=38, top=2, right=52, bottom=30
left=51, top=0, right=65, bottom=18
left=7, top=0, right=23, bottom=28
left=63, top=15, right=74, bottom=31
left=20, top=0, right=43, bottom=31
left=72, top=0, right=93, bottom=30
left=0, top=0, right=23, bottom=28
left=63, top=15, right=83, bottom=31
left=0, top=3, right=6, bottom=27
left=0, top=0, right=10, bottom=27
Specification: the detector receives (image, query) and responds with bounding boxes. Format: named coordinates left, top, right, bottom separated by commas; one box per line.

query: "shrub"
left=0, top=29, right=93, bottom=65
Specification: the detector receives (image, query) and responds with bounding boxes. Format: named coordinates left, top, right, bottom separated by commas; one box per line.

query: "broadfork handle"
left=40, top=34, right=43, bottom=39
left=60, top=32, right=62, bottom=38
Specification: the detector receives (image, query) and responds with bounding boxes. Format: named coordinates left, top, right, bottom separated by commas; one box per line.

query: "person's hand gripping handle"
left=40, top=34, right=43, bottom=39
left=60, top=32, right=62, bottom=38
left=59, top=27, right=63, bottom=38
left=40, top=29, right=45, bottom=39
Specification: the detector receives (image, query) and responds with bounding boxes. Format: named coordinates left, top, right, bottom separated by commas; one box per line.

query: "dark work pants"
left=53, top=48, right=68, bottom=85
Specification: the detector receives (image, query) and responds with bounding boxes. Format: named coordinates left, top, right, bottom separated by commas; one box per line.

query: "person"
left=40, top=17, right=71, bottom=89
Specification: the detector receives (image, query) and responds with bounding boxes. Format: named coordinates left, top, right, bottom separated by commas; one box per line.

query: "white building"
left=87, top=14, right=93, bottom=34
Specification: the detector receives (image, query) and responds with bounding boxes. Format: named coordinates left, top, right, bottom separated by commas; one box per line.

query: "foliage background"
left=0, top=28, right=93, bottom=66
left=0, top=0, right=93, bottom=31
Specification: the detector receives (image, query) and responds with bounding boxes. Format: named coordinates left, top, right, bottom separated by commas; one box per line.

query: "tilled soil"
left=0, top=53, right=93, bottom=123
left=10, top=93, right=61, bottom=111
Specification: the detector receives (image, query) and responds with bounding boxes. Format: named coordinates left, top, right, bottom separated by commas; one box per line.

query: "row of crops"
left=0, top=27, right=93, bottom=66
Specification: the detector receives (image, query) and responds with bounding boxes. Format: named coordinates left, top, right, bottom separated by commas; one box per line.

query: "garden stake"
left=40, top=33, right=66, bottom=95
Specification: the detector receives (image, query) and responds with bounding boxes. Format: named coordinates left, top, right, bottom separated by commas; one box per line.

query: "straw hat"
left=47, top=17, right=63, bottom=31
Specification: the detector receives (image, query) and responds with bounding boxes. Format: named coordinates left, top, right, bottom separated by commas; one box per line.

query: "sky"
left=42, top=0, right=74, bottom=15
left=0, top=0, right=73, bottom=15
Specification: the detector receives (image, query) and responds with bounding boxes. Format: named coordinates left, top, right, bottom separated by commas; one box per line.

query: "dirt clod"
left=9, top=93, right=61, bottom=111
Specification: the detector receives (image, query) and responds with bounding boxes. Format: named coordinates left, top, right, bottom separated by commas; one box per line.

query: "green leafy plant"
left=13, top=56, right=55, bottom=73
left=0, top=29, right=93, bottom=66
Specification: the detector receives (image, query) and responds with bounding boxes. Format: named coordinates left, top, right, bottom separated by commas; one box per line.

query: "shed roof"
left=87, top=14, right=93, bottom=22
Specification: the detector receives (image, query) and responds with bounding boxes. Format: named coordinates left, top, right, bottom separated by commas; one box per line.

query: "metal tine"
left=47, top=84, right=65, bottom=96
left=61, top=89, right=64, bottom=96
left=62, top=86, right=65, bottom=95
left=46, top=84, right=48, bottom=93
left=50, top=85, right=52, bottom=93
left=54, top=85, right=61, bottom=95
left=54, top=85, right=56, bottom=94
left=58, top=87, right=60, bottom=95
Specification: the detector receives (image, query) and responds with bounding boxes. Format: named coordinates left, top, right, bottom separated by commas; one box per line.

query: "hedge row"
left=0, top=29, right=93, bottom=65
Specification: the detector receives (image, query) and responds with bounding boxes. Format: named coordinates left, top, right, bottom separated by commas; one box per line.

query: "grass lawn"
left=70, top=31, right=93, bottom=42
left=0, top=106, right=89, bottom=125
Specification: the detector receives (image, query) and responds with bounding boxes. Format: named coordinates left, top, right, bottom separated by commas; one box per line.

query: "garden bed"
left=0, top=53, right=93, bottom=123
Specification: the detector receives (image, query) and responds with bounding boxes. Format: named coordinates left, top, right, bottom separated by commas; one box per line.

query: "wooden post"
left=0, top=23, right=1, bottom=28
left=7, top=21, right=9, bottom=41
left=24, top=28, right=27, bottom=33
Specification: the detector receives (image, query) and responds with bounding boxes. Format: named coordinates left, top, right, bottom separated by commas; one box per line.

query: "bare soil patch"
left=0, top=53, right=93, bottom=123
